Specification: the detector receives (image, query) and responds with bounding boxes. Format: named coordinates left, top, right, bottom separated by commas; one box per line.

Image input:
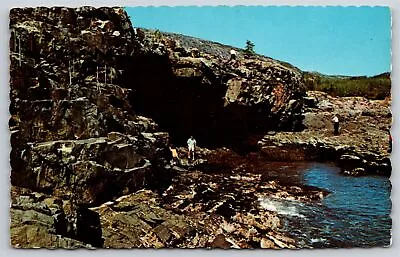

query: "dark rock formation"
left=9, top=7, right=172, bottom=248
left=128, top=29, right=306, bottom=148
left=258, top=91, right=392, bottom=176
left=10, top=186, right=101, bottom=248
left=9, top=7, right=150, bottom=144
left=90, top=190, right=193, bottom=248
left=12, top=131, right=169, bottom=206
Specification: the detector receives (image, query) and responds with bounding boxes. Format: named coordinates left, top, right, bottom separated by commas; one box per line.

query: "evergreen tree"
left=244, top=40, right=255, bottom=55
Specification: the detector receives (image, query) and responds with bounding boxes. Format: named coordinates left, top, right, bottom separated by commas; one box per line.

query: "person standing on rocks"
left=187, top=136, right=197, bottom=160
left=230, top=49, right=237, bottom=60
left=332, top=114, right=340, bottom=135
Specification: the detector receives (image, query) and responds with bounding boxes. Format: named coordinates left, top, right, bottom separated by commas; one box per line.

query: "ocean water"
left=260, top=163, right=392, bottom=248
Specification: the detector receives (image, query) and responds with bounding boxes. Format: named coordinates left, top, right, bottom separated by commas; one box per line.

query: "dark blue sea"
left=260, top=163, right=391, bottom=248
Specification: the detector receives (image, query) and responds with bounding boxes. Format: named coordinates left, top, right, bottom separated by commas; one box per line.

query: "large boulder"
left=90, top=190, right=193, bottom=248
left=11, top=132, right=169, bottom=206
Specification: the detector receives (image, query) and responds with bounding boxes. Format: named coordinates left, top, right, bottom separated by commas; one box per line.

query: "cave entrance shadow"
left=121, top=53, right=293, bottom=154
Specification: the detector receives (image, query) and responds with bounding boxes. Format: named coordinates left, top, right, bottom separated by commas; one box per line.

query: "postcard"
left=9, top=5, right=392, bottom=249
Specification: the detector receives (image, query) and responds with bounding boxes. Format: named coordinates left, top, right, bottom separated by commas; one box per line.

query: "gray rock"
left=10, top=186, right=100, bottom=248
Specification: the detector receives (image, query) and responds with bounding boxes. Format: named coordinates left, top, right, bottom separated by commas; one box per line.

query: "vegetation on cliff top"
left=244, top=40, right=256, bottom=55
left=303, top=72, right=391, bottom=100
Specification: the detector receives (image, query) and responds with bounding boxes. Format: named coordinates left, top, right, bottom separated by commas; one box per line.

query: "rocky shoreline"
left=11, top=149, right=329, bottom=249
left=9, top=7, right=391, bottom=248
left=258, top=91, right=391, bottom=176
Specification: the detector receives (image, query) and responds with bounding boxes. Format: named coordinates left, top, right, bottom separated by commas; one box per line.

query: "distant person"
left=169, top=145, right=179, bottom=165
left=230, top=49, right=237, bottom=60
left=187, top=136, right=197, bottom=160
left=332, top=115, right=340, bottom=135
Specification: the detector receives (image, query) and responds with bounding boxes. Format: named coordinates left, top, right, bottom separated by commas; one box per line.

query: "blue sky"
left=125, top=6, right=391, bottom=76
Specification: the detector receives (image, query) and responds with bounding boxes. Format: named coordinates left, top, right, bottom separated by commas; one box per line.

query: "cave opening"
left=119, top=53, right=271, bottom=153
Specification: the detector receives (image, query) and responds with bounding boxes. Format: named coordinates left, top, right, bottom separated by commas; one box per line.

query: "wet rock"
left=154, top=153, right=328, bottom=248
left=339, top=154, right=362, bottom=170
left=232, top=212, right=280, bottom=231
left=343, top=167, right=367, bottom=176
left=265, top=233, right=296, bottom=249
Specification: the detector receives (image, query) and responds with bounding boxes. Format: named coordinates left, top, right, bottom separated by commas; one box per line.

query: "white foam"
left=310, top=238, right=327, bottom=243
left=259, top=197, right=305, bottom=218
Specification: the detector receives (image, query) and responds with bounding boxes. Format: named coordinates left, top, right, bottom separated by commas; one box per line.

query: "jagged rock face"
left=128, top=31, right=306, bottom=147
left=12, top=132, right=170, bottom=206
left=9, top=7, right=148, bottom=145
left=90, top=190, right=194, bottom=248
left=9, top=7, right=173, bottom=247
left=258, top=91, right=392, bottom=176
left=90, top=179, right=311, bottom=249
left=10, top=186, right=102, bottom=248
left=9, top=7, right=170, bottom=196
left=9, top=5, right=308, bottom=207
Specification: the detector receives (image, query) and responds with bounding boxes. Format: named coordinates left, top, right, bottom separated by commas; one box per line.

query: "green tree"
left=244, top=40, right=256, bottom=55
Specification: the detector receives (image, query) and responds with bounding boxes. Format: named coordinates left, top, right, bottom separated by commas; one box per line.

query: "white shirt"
left=230, top=49, right=237, bottom=55
left=332, top=116, right=339, bottom=123
left=187, top=138, right=196, bottom=147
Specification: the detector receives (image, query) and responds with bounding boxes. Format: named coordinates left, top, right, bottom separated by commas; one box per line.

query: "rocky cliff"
left=9, top=7, right=173, bottom=247
left=9, top=7, right=307, bottom=248
left=258, top=91, right=392, bottom=176
left=128, top=29, right=305, bottom=148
